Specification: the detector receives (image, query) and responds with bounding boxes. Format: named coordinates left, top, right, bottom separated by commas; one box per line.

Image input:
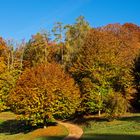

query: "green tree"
left=23, top=33, right=50, bottom=68
left=52, top=22, right=65, bottom=64
left=64, top=16, right=90, bottom=69
left=52, top=22, right=64, bottom=43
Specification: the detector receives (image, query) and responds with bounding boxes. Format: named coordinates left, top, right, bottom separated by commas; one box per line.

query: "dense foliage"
left=0, top=16, right=140, bottom=125
left=8, top=63, right=80, bottom=126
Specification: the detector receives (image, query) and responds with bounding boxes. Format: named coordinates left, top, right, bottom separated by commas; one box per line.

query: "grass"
left=77, top=113, right=140, bottom=140
left=34, top=124, right=68, bottom=140
left=2, top=112, right=140, bottom=140
left=0, top=112, right=68, bottom=140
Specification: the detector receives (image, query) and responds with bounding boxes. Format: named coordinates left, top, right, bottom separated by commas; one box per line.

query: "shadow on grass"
left=71, top=115, right=107, bottom=127
left=36, top=136, right=65, bottom=140
left=0, top=119, right=38, bottom=134
left=81, top=134, right=140, bottom=140
left=36, top=136, right=80, bottom=140
left=119, top=116, right=140, bottom=122
left=0, top=119, right=57, bottom=135
left=29, top=134, right=140, bottom=140
left=71, top=114, right=140, bottom=126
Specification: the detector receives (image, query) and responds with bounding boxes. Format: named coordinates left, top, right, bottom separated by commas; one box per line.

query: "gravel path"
left=58, top=121, right=83, bottom=140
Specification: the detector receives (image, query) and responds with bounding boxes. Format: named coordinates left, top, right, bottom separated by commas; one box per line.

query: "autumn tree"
left=8, top=63, right=80, bottom=126
left=1, top=16, right=140, bottom=119
left=23, top=33, right=50, bottom=68
left=132, top=54, right=140, bottom=110
left=0, top=38, right=20, bottom=112
left=69, top=28, right=136, bottom=117
left=0, top=37, right=8, bottom=68
left=0, top=70, right=19, bottom=112
left=122, top=23, right=140, bottom=42
left=12, top=40, right=26, bottom=71
left=0, top=37, right=9, bottom=111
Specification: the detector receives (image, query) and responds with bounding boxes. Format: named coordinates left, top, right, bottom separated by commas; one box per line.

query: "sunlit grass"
left=80, top=114, right=140, bottom=140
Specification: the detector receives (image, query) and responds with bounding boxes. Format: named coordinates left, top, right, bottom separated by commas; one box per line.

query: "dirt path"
left=58, top=121, right=83, bottom=140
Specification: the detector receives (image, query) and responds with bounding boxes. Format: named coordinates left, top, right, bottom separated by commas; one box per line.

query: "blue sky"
left=0, top=0, right=140, bottom=41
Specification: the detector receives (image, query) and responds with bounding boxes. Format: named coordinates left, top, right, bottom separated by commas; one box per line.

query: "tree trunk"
left=98, top=110, right=101, bottom=117
left=7, top=52, right=10, bottom=71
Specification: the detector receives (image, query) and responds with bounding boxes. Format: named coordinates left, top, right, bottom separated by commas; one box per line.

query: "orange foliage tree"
left=9, top=63, right=80, bottom=126
left=69, top=28, right=137, bottom=117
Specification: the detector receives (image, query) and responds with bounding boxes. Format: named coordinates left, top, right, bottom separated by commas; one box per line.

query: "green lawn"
left=79, top=114, right=140, bottom=140
left=2, top=112, right=140, bottom=140
left=0, top=112, right=68, bottom=140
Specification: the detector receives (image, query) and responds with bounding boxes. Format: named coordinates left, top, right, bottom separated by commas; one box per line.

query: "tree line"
left=0, top=16, right=140, bottom=126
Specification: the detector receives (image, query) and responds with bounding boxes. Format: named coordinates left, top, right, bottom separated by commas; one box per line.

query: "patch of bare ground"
left=58, top=121, right=83, bottom=140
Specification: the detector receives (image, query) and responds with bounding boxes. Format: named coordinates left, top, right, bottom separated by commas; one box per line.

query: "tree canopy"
left=8, top=63, right=80, bottom=126
left=0, top=16, right=140, bottom=125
